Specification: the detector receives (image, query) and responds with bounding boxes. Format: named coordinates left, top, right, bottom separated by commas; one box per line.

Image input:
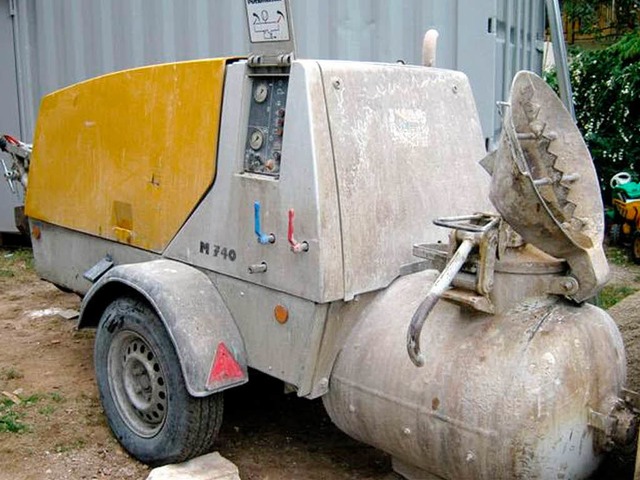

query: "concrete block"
left=146, top=452, right=241, bottom=480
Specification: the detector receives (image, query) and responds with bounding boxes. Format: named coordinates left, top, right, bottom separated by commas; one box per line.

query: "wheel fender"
left=79, top=259, right=248, bottom=397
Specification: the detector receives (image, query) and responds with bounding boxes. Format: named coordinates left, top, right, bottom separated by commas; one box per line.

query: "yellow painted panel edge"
left=26, top=57, right=238, bottom=252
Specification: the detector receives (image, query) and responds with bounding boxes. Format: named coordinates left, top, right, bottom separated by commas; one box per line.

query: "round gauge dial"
left=249, top=130, right=264, bottom=150
left=254, top=83, right=269, bottom=103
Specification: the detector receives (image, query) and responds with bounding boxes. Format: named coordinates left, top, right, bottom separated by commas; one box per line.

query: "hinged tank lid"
left=480, top=72, right=608, bottom=302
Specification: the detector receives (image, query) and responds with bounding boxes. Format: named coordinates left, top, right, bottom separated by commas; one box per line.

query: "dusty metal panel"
left=30, top=221, right=158, bottom=294
left=319, top=61, right=493, bottom=299
left=211, top=272, right=329, bottom=396
left=166, top=61, right=345, bottom=303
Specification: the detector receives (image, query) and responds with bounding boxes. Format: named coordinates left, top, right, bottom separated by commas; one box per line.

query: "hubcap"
left=107, top=330, right=168, bottom=437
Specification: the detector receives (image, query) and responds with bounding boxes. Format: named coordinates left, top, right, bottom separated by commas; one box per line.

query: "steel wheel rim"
left=107, top=330, right=168, bottom=438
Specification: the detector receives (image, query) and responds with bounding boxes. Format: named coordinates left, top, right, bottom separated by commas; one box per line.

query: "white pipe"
left=422, top=29, right=439, bottom=67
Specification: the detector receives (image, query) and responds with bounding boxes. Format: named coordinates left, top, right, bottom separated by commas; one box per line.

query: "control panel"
left=244, top=76, right=289, bottom=177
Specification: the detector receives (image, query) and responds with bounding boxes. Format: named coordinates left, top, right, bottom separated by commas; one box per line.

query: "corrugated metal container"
left=0, top=0, right=22, bottom=234
left=0, top=0, right=545, bottom=232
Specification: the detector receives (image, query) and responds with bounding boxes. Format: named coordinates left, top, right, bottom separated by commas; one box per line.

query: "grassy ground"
left=0, top=247, right=34, bottom=280
left=600, top=246, right=640, bottom=309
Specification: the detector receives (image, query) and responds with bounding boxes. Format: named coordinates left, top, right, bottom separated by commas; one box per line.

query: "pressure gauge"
left=254, top=83, right=269, bottom=103
left=249, top=129, right=264, bottom=150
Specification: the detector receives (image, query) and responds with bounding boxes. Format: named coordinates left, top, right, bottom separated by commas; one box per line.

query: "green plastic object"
left=605, top=207, right=616, bottom=221
left=614, top=181, right=640, bottom=200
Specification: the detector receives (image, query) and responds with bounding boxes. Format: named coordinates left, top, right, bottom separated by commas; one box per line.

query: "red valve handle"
left=287, top=209, right=308, bottom=253
left=3, top=135, right=19, bottom=145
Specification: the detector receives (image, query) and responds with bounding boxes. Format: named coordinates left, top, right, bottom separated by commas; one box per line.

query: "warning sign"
left=246, top=0, right=290, bottom=43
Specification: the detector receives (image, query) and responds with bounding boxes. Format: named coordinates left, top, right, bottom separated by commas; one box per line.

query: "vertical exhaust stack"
left=422, top=29, right=439, bottom=67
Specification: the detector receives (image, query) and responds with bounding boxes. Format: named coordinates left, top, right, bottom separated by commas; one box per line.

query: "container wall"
left=1, top=0, right=545, bottom=232
left=0, top=0, right=22, bottom=232
left=10, top=0, right=544, bottom=142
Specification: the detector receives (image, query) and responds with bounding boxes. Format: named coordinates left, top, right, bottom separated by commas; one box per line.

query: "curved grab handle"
left=407, top=238, right=474, bottom=367
left=287, top=209, right=308, bottom=253
left=254, top=202, right=275, bottom=245
left=611, top=172, right=632, bottom=189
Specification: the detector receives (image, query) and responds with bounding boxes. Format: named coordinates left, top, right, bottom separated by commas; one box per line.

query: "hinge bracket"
left=244, top=0, right=296, bottom=69
left=247, top=53, right=294, bottom=69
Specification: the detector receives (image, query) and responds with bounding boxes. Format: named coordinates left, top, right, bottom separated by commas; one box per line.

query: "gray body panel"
left=318, top=61, right=492, bottom=298
left=31, top=220, right=157, bottom=293
left=210, top=273, right=328, bottom=398
left=166, top=61, right=345, bottom=303
left=34, top=219, right=328, bottom=397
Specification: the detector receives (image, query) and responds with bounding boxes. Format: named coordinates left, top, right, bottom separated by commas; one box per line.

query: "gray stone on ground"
left=146, top=452, right=240, bottom=480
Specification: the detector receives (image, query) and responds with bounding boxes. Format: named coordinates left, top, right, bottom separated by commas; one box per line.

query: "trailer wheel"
left=632, top=234, right=640, bottom=264
left=95, top=296, right=223, bottom=466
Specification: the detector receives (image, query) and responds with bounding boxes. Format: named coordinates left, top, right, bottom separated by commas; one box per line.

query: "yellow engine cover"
left=26, top=58, right=230, bottom=252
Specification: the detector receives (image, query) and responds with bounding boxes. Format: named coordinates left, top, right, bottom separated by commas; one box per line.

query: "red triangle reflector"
left=208, top=342, right=244, bottom=385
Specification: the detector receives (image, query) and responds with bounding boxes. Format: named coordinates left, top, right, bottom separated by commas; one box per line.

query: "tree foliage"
left=563, top=0, right=640, bottom=34
left=563, top=33, right=640, bottom=194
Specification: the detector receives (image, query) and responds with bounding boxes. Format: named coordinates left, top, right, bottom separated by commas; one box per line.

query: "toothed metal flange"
left=480, top=71, right=608, bottom=302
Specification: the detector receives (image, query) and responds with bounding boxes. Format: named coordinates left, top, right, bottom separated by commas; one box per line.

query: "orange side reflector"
left=208, top=342, right=244, bottom=386
left=274, top=304, right=289, bottom=324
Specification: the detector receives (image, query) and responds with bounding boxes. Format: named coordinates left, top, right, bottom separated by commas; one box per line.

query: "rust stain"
left=432, top=397, right=440, bottom=410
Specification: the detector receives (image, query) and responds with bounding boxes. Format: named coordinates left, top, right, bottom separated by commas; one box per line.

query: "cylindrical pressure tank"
left=323, top=269, right=626, bottom=479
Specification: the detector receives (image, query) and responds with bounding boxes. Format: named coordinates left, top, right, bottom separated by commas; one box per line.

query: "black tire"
left=95, top=296, right=223, bottom=466
left=610, top=223, right=622, bottom=246
left=632, top=234, right=640, bottom=265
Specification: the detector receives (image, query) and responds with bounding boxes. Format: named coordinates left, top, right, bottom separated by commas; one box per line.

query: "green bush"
left=564, top=34, right=640, bottom=196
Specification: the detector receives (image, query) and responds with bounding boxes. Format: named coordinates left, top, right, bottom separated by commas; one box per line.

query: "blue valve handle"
left=254, top=201, right=274, bottom=245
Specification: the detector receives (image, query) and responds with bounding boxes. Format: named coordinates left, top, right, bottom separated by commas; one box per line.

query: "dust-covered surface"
left=1, top=246, right=640, bottom=480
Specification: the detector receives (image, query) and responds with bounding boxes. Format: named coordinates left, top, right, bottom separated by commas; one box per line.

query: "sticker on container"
left=245, top=0, right=290, bottom=43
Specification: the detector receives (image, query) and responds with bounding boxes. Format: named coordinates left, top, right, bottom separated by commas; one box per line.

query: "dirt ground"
left=1, top=246, right=640, bottom=480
